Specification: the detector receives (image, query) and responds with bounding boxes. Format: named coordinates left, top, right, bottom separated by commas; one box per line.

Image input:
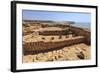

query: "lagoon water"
left=72, top=22, right=91, bottom=30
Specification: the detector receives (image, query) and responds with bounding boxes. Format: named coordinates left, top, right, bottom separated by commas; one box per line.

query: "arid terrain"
left=22, top=20, right=91, bottom=63
left=23, top=43, right=90, bottom=63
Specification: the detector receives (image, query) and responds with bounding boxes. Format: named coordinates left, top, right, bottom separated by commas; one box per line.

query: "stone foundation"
left=23, top=36, right=85, bottom=55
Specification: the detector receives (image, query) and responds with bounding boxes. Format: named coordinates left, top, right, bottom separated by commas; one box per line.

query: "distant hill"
left=23, top=20, right=75, bottom=24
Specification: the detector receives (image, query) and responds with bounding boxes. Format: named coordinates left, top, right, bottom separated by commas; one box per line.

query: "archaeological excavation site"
left=22, top=20, right=91, bottom=63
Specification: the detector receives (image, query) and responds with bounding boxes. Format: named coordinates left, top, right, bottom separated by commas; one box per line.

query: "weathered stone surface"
left=23, top=43, right=91, bottom=63
left=23, top=36, right=85, bottom=55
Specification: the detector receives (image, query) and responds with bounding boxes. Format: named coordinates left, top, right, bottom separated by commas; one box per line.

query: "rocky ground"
left=22, top=43, right=91, bottom=63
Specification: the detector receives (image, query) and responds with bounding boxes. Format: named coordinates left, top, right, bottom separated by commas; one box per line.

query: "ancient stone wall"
left=39, top=30, right=69, bottom=35
left=70, top=26, right=90, bottom=45
left=23, top=36, right=85, bottom=55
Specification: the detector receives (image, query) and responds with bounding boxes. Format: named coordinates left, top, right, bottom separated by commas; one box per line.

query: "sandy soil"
left=23, top=34, right=84, bottom=43
left=22, top=43, right=91, bottom=63
left=22, top=23, right=91, bottom=63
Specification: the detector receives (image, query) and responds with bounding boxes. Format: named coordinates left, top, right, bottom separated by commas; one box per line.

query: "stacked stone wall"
left=23, top=36, right=85, bottom=55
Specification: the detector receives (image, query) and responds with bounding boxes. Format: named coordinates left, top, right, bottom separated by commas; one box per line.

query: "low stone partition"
left=23, top=28, right=69, bottom=36
left=23, top=36, right=85, bottom=55
left=39, top=30, right=69, bottom=35
left=70, top=26, right=90, bottom=45
left=23, top=31, right=34, bottom=36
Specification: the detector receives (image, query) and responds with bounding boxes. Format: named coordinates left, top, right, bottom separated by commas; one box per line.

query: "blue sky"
left=22, top=10, right=91, bottom=23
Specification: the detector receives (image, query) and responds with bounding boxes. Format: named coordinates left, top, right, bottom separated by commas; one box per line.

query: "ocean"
left=72, top=22, right=91, bottom=30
